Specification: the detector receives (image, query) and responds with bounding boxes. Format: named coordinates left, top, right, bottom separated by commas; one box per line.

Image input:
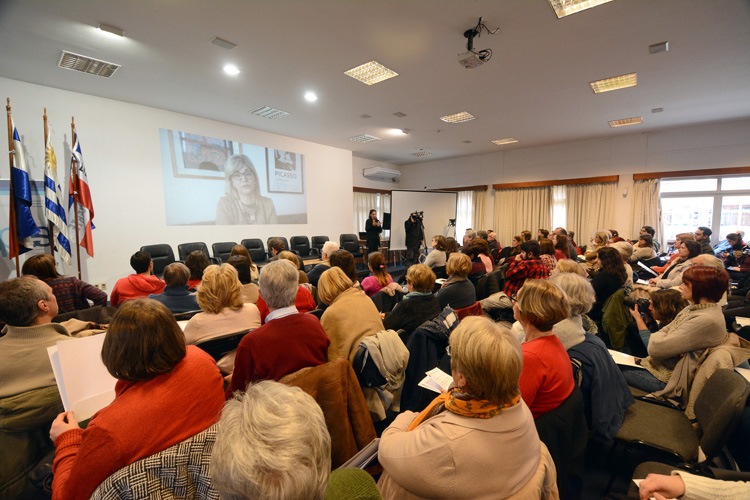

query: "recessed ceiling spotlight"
left=608, top=117, right=643, bottom=128
left=547, top=0, right=615, bottom=18
left=304, top=91, right=318, bottom=102
left=223, top=64, right=241, bottom=76
left=492, top=138, right=518, bottom=145
left=97, top=23, right=125, bottom=38
left=344, top=61, right=398, bottom=85
left=388, top=128, right=409, bottom=136
left=649, top=41, right=669, bottom=54
left=590, top=73, right=637, bottom=94
left=440, top=112, right=475, bottom=124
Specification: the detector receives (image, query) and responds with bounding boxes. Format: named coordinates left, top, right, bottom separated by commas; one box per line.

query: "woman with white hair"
left=378, top=316, right=557, bottom=498
left=548, top=273, right=596, bottom=350
left=215, top=154, right=277, bottom=225
left=212, top=381, right=331, bottom=499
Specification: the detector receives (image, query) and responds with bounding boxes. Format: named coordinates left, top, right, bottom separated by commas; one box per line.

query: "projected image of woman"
left=216, top=154, right=278, bottom=225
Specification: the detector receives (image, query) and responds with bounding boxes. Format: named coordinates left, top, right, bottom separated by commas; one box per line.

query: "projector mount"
left=458, top=17, right=499, bottom=69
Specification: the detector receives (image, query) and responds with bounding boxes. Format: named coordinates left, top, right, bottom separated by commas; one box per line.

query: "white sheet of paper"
left=735, top=316, right=750, bottom=327
left=177, top=320, right=189, bottom=331
left=609, top=349, right=646, bottom=369
left=736, top=367, right=750, bottom=383
left=48, top=334, right=118, bottom=421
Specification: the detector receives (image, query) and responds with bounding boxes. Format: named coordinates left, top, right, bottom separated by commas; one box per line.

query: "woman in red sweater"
left=49, top=299, right=225, bottom=499
left=513, top=279, right=575, bottom=418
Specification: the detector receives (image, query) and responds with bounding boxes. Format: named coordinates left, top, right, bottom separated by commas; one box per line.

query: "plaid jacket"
left=503, top=258, right=549, bottom=297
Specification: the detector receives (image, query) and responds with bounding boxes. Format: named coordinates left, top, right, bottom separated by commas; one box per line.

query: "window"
left=660, top=176, right=750, bottom=244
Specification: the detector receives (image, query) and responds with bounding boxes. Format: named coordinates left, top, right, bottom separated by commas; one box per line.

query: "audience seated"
left=277, top=250, right=309, bottom=284
left=552, top=232, right=571, bottom=261
left=184, top=250, right=211, bottom=291
left=212, top=381, right=332, bottom=499
left=21, top=253, right=107, bottom=313
left=423, top=234, right=447, bottom=270
left=307, top=241, right=339, bottom=287
left=318, top=267, right=384, bottom=362
left=361, top=252, right=398, bottom=296
left=229, top=244, right=259, bottom=282
left=538, top=238, right=557, bottom=276
left=504, top=240, right=548, bottom=298
left=330, top=249, right=360, bottom=287
left=694, top=225, right=715, bottom=255
left=435, top=252, right=476, bottom=310
left=226, top=254, right=260, bottom=303
left=229, top=260, right=330, bottom=394
left=630, top=233, right=657, bottom=262
left=0, top=278, right=74, bottom=497
left=49, top=299, right=225, bottom=500
left=638, top=469, right=750, bottom=500
left=110, top=251, right=165, bottom=306
left=548, top=273, right=594, bottom=350
left=147, top=262, right=199, bottom=313
left=720, top=232, right=750, bottom=287
left=651, top=232, right=694, bottom=274
left=378, top=316, right=558, bottom=498
left=589, top=247, right=628, bottom=323
left=256, top=257, right=317, bottom=320
left=383, top=264, right=441, bottom=339
left=629, top=288, right=688, bottom=351
left=514, top=280, right=575, bottom=419
left=183, top=264, right=261, bottom=374
left=621, top=266, right=730, bottom=396
left=266, top=237, right=286, bottom=262
left=499, top=234, right=523, bottom=261
left=646, top=240, right=700, bottom=289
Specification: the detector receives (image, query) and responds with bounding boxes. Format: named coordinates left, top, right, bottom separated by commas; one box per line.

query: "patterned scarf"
left=408, top=387, right=520, bottom=431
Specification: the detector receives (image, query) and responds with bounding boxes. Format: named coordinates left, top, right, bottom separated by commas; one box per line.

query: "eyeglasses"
left=231, top=171, right=255, bottom=181
left=509, top=296, right=518, bottom=305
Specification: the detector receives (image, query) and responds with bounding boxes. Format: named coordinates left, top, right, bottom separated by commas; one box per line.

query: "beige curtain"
left=493, top=186, right=551, bottom=247
left=472, top=189, right=486, bottom=231
left=353, top=192, right=379, bottom=232
left=631, top=178, right=662, bottom=244
left=566, top=182, right=617, bottom=245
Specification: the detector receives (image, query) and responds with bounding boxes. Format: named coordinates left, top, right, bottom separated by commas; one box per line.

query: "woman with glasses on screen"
left=216, top=154, right=278, bottom=225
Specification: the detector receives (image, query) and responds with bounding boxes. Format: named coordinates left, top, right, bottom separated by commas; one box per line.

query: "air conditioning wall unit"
left=363, top=166, right=401, bottom=182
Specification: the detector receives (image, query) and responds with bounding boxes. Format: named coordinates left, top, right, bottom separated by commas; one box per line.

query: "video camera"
left=623, top=297, right=650, bottom=311
left=410, top=211, right=424, bottom=221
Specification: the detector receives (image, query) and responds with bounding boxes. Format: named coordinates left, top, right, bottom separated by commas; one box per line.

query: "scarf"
left=408, top=386, right=520, bottom=431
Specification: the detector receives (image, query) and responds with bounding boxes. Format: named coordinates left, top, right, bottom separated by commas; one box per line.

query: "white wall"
left=397, top=118, right=750, bottom=240
left=0, top=77, right=354, bottom=291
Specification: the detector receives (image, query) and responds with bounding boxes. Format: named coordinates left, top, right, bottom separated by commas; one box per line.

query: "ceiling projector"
left=458, top=51, right=485, bottom=69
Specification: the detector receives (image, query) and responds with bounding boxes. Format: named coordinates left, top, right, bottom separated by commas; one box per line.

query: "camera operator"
left=405, top=212, right=423, bottom=266
left=365, top=209, right=382, bottom=255
left=627, top=289, right=688, bottom=352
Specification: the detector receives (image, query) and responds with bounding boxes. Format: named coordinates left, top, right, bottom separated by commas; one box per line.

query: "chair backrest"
left=194, top=330, right=250, bottom=362
left=432, top=265, right=448, bottom=280
left=694, top=368, right=750, bottom=459
left=177, top=242, right=210, bottom=261
left=90, top=424, right=219, bottom=500
left=339, top=234, right=362, bottom=255
left=240, top=238, right=267, bottom=264
left=140, top=244, right=175, bottom=277
left=311, top=235, right=329, bottom=253
left=173, top=309, right=202, bottom=322
left=534, top=386, right=588, bottom=500
left=455, top=301, right=482, bottom=321
left=370, top=289, right=404, bottom=313
left=211, top=241, right=237, bottom=264
left=290, top=236, right=312, bottom=257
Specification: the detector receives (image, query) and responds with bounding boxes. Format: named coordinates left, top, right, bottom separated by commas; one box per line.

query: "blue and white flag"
left=9, top=119, right=40, bottom=258
left=45, top=121, right=71, bottom=263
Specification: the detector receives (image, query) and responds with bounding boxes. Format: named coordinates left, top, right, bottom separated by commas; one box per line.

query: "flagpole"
left=44, top=108, right=55, bottom=257
left=71, top=117, right=82, bottom=279
left=6, top=98, right=20, bottom=276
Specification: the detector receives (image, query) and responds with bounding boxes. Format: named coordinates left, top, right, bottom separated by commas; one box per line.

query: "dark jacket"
left=383, top=294, right=441, bottom=339
left=401, top=306, right=458, bottom=412
left=435, top=277, right=476, bottom=310
left=567, top=333, right=634, bottom=440
left=148, top=285, right=199, bottom=313
left=306, top=262, right=330, bottom=287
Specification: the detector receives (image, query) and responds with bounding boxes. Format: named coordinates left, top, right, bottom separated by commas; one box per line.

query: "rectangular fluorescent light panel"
left=548, top=0, right=616, bottom=18
left=249, top=106, right=290, bottom=119
left=97, top=23, right=124, bottom=37
left=349, top=134, right=381, bottom=143
left=608, top=117, right=643, bottom=128
left=440, top=112, right=475, bottom=124
left=590, top=73, right=637, bottom=93
left=492, top=138, right=519, bottom=145
left=344, top=61, right=398, bottom=85
left=211, top=36, right=238, bottom=51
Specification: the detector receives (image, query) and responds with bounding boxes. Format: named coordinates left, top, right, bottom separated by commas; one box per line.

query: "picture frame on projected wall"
left=169, top=130, right=235, bottom=179
left=266, top=148, right=304, bottom=194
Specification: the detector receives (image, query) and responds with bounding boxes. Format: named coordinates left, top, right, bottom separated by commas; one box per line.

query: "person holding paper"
left=378, top=316, right=558, bottom=499
left=49, top=299, right=225, bottom=500
left=0, top=278, right=73, bottom=498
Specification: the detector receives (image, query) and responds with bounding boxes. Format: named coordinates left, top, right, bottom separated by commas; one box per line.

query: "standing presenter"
left=365, top=209, right=382, bottom=255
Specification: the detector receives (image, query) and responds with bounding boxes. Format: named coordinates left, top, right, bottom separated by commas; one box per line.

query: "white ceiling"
left=1, top=0, right=749, bottom=166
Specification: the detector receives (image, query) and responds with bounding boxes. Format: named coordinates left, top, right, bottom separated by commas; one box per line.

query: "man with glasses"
left=694, top=226, right=714, bottom=255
